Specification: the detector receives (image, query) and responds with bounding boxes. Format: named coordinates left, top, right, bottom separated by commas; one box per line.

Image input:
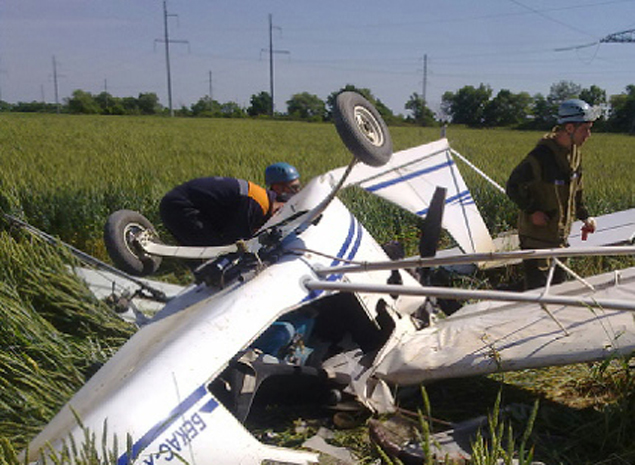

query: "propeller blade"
left=419, top=186, right=446, bottom=258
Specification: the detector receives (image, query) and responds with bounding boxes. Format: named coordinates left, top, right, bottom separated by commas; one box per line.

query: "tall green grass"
left=0, top=226, right=134, bottom=450
left=2, top=114, right=632, bottom=259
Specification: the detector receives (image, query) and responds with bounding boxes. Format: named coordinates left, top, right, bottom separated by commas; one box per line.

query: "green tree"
left=527, top=93, right=556, bottom=129
left=607, top=85, right=635, bottom=133
left=137, top=93, right=161, bottom=115
left=66, top=89, right=101, bottom=114
left=248, top=91, right=272, bottom=117
left=483, top=89, right=532, bottom=127
left=121, top=97, right=140, bottom=114
left=221, top=101, right=246, bottom=118
left=12, top=101, right=57, bottom=113
left=286, top=92, right=326, bottom=121
left=94, top=92, right=124, bottom=115
left=441, top=84, right=492, bottom=126
left=191, top=96, right=222, bottom=117
left=547, top=80, right=581, bottom=106
left=405, top=92, right=436, bottom=126
left=580, top=85, right=607, bottom=106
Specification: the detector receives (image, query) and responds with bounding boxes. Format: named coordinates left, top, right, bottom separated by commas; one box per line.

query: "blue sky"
left=1, top=0, right=634, bottom=115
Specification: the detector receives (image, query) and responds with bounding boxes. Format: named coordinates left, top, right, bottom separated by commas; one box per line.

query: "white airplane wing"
left=373, top=266, right=635, bottom=385
left=326, top=139, right=494, bottom=254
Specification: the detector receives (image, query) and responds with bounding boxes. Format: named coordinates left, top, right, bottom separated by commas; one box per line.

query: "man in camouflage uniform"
left=506, top=99, right=599, bottom=290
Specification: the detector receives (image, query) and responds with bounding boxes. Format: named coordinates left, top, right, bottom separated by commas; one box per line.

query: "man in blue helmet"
left=160, top=163, right=300, bottom=247
left=265, top=162, right=301, bottom=201
left=506, top=99, right=599, bottom=289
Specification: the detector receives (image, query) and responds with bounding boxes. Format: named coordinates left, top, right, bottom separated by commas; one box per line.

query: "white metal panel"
left=374, top=266, right=635, bottom=385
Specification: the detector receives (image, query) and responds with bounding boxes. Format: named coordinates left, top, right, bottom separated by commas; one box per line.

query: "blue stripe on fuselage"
left=116, top=385, right=218, bottom=465
left=364, top=160, right=455, bottom=192
left=304, top=212, right=361, bottom=301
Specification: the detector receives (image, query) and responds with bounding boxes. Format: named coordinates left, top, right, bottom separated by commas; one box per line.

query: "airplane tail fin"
left=325, top=139, right=494, bottom=255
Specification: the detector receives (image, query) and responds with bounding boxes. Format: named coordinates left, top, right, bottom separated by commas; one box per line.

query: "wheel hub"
left=353, top=105, right=384, bottom=147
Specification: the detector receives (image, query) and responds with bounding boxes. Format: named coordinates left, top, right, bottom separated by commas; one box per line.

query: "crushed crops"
left=0, top=224, right=134, bottom=452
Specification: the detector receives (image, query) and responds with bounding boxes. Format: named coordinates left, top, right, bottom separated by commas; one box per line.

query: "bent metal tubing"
left=302, top=279, right=635, bottom=313
left=315, top=245, right=635, bottom=276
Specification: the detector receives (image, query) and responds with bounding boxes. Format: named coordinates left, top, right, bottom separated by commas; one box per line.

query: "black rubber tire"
left=103, top=209, right=162, bottom=276
left=333, top=91, right=392, bottom=167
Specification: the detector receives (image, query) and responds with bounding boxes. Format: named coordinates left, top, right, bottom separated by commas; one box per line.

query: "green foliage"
left=607, top=84, right=635, bottom=133
left=470, top=392, right=538, bottom=465
left=286, top=92, right=326, bottom=121
left=248, top=91, right=272, bottom=117
left=483, top=90, right=532, bottom=127
left=442, top=84, right=493, bottom=127
left=548, top=80, right=582, bottom=105
left=405, top=92, right=437, bottom=127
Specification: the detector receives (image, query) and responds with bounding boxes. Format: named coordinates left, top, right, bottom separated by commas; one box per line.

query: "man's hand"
left=583, top=217, right=597, bottom=233
left=530, top=211, right=549, bottom=227
left=581, top=217, right=597, bottom=241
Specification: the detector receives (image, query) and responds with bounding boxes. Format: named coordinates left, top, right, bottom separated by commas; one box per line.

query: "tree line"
left=1, top=81, right=634, bottom=133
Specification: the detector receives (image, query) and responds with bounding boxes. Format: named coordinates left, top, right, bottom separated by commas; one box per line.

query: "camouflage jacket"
left=506, top=134, right=590, bottom=247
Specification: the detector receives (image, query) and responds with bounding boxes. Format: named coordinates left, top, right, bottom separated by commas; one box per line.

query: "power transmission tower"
left=600, top=29, right=635, bottom=43
left=155, top=0, right=189, bottom=117
left=556, top=28, right=635, bottom=51
left=261, top=14, right=289, bottom=116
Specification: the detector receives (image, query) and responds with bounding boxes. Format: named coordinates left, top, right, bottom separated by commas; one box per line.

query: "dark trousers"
left=519, top=235, right=568, bottom=291
left=159, top=196, right=224, bottom=246
left=522, top=257, right=568, bottom=290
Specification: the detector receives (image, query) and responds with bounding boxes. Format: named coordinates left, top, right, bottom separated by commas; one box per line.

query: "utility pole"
left=261, top=14, right=289, bottom=116
left=155, top=0, right=189, bottom=117
left=0, top=58, right=6, bottom=102
left=422, top=54, right=428, bottom=104
left=208, top=70, right=213, bottom=102
left=52, top=55, right=60, bottom=114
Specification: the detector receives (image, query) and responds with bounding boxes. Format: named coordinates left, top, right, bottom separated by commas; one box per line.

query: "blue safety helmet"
left=265, top=162, right=300, bottom=186
left=557, top=99, right=600, bottom=124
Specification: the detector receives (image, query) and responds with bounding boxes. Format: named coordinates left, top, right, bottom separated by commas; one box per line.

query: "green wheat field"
left=0, top=113, right=634, bottom=464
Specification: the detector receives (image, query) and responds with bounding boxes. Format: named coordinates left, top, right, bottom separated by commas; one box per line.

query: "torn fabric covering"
left=324, top=138, right=494, bottom=254
left=372, top=266, right=635, bottom=385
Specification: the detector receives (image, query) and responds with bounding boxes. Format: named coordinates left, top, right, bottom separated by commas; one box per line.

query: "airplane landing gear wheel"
left=104, top=210, right=162, bottom=276
left=333, top=91, right=393, bottom=167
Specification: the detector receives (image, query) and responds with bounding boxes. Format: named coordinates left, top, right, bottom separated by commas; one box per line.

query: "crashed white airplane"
left=21, top=92, right=635, bottom=464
